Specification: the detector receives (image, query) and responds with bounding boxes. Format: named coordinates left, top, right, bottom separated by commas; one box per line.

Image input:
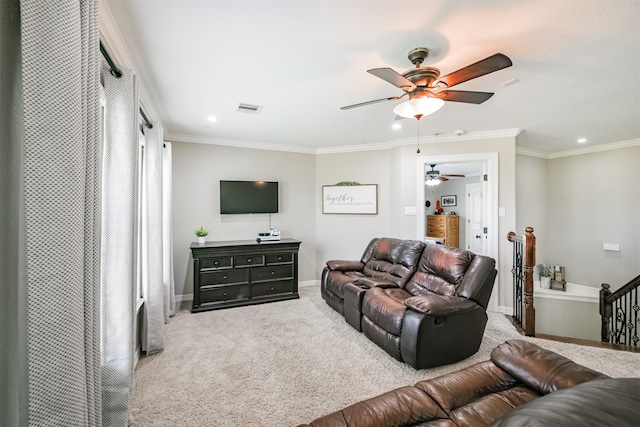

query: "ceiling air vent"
left=236, top=103, right=263, bottom=114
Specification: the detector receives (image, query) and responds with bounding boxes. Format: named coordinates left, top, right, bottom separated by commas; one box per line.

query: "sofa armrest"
left=326, top=260, right=364, bottom=272
left=355, top=277, right=399, bottom=289
left=405, top=294, right=479, bottom=316
left=490, top=340, right=609, bottom=395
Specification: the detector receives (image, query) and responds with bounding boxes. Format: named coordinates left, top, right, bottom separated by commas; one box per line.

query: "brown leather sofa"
left=298, top=340, right=640, bottom=427
left=322, top=238, right=497, bottom=369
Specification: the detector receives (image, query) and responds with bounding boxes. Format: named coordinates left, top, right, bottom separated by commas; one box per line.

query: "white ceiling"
left=102, top=0, right=640, bottom=155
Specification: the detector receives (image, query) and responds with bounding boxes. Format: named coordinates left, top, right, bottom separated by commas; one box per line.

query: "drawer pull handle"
left=223, top=292, right=227, bottom=296
left=214, top=261, right=219, bottom=265
left=270, top=287, right=274, bottom=291
left=278, top=256, right=282, bottom=261
left=247, top=258, right=252, bottom=262
left=270, top=271, right=275, bottom=275
left=223, top=276, right=227, bottom=279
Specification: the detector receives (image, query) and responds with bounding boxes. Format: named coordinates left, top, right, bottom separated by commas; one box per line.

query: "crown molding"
left=316, top=128, right=522, bottom=154
left=547, top=138, right=640, bottom=159
left=164, top=132, right=317, bottom=154
left=517, top=138, right=640, bottom=159
left=515, top=147, right=549, bottom=159
left=98, top=0, right=161, bottom=124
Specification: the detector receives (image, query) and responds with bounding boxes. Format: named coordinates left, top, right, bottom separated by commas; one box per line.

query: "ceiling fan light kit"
left=393, top=97, right=445, bottom=119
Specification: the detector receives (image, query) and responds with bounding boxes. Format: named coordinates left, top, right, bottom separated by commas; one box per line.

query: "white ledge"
left=534, top=281, right=599, bottom=304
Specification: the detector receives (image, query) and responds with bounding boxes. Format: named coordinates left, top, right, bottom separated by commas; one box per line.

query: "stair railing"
left=507, top=227, right=536, bottom=336
left=600, top=275, right=640, bottom=347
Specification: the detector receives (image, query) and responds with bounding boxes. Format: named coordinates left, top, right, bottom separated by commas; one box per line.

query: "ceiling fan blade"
left=340, top=96, right=401, bottom=110
left=436, top=53, right=512, bottom=88
left=437, top=176, right=449, bottom=182
left=441, top=174, right=465, bottom=178
left=434, top=90, right=494, bottom=104
left=368, top=68, right=417, bottom=91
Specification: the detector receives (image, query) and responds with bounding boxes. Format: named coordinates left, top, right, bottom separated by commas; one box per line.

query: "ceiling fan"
left=425, top=164, right=465, bottom=186
left=341, top=48, right=512, bottom=116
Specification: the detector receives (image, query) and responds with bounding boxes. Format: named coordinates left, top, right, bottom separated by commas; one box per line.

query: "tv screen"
left=219, top=180, right=279, bottom=214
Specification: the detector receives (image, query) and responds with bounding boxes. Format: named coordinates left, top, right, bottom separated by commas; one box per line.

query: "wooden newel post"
left=600, top=283, right=612, bottom=342
left=522, top=227, right=536, bottom=336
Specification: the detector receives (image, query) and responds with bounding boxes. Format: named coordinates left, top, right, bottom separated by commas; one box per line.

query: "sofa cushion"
left=489, top=378, right=640, bottom=427
left=361, top=238, right=424, bottom=287
left=325, top=270, right=365, bottom=299
left=405, top=245, right=475, bottom=297
left=416, top=360, right=524, bottom=413
left=490, top=340, right=609, bottom=395
left=362, top=287, right=411, bottom=336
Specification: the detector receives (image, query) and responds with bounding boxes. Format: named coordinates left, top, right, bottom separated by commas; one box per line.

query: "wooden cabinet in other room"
left=427, top=215, right=459, bottom=248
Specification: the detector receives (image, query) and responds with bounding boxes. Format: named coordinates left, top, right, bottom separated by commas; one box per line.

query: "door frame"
left=416, top=152, right=499, bottom=311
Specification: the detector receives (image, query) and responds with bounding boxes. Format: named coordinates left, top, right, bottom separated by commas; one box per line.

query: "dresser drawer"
left=252, top=280, right=294, bottom=297
left=200, top=256, right=233, bottom=270
left=234, top=254, right=265, bottom=267
left=200, top=269, right=248, bottom=286
left=199, top=284, right=250, bottom=304
left=266, top=252, right=293, bottom=265
left=250, top=265, right=293, bottom=282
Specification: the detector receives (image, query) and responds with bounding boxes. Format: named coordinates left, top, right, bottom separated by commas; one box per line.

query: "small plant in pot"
left=195, top=226, right=208, bottom=244
left=537, top=264, right=552, bottom=289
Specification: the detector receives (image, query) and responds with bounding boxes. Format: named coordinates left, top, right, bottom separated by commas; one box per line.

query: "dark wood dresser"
left=190, top=238, right=301, bottom=313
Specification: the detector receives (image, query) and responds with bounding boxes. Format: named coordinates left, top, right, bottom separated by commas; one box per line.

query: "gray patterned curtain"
left=0, top=2, right=28, bottom=426
left=101, top=62, right=139, bottom=425
left=2, top=0, right=103, bottom=425
left=141, top=123, right=175, bottom=354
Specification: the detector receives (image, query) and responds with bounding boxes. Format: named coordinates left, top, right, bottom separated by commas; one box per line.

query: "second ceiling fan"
left=341, top=47, right=512, bottom=117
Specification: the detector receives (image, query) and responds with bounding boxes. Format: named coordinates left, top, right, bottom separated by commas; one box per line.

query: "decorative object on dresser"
left=194, top=225, right=208, bottom=244
left=190, top=238, right=301, bottom=313
left=426, top=214, right=459, bottom=248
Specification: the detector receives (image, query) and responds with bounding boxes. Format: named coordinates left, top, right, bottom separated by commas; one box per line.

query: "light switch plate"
left=603, top=243, right=620, bottom=251
left=499, top=207, right=506, bottom=217
left=404, top=206, right=417, bottom=216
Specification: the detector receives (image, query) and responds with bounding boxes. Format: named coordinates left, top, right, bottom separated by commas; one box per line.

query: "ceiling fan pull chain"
left=415, top=114, right=423, bottom=154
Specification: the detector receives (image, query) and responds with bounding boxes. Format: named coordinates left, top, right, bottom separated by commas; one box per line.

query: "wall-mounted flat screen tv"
left=219, top=180, right=279, bottom=214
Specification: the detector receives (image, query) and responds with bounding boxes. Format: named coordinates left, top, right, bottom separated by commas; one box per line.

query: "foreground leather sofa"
left=298, top=340, right=640, bottom=427
left=322, top=237, right=497, bottom=368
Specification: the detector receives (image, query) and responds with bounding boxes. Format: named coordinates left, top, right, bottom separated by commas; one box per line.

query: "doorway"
left=416, top=153, right=499, bottom=311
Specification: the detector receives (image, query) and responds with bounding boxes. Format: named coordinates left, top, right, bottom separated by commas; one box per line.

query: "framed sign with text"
left=322, top=184, right=378, bottom=215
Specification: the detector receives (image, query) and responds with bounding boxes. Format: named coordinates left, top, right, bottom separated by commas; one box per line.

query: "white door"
left=466, top=183, right=486, bottom=255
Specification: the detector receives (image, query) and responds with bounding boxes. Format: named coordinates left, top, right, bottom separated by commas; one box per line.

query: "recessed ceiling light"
left=577, top=138, right=587, bottom=143
left=392, top=123, right=402, bottom=130
left=207, top=116, right=217, bottom=123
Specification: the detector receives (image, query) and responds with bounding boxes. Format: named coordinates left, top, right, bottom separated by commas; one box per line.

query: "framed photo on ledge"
left=441, top=195, right=457, bottom=207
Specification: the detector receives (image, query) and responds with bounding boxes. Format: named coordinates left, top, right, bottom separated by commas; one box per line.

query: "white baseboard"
left=497, top=306, right=513, bottom=316
left=299, top=279, right=320, bottom=287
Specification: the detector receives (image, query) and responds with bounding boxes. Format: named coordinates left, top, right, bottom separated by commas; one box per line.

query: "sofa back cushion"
left=490, top=340, right=609, bottom=395
left=405, top=245, right=475, bottom=296
left=361, top=238, right=425, bottom=287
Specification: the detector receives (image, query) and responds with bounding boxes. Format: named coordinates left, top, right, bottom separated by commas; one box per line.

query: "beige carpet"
left=132, top=284, right=640, bottom=426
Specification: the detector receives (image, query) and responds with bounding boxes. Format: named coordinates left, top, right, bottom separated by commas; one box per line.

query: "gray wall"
left=547, top=146, right=640, bottom=288
left=516, top=145, right=639, bottom=340
left=515, top=154, right=548, bottom=266
left=171, top=142, right=317, bottom=297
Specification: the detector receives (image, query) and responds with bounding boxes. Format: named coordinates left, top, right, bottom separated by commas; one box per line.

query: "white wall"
left=171, top=141, right=317, bottom=297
